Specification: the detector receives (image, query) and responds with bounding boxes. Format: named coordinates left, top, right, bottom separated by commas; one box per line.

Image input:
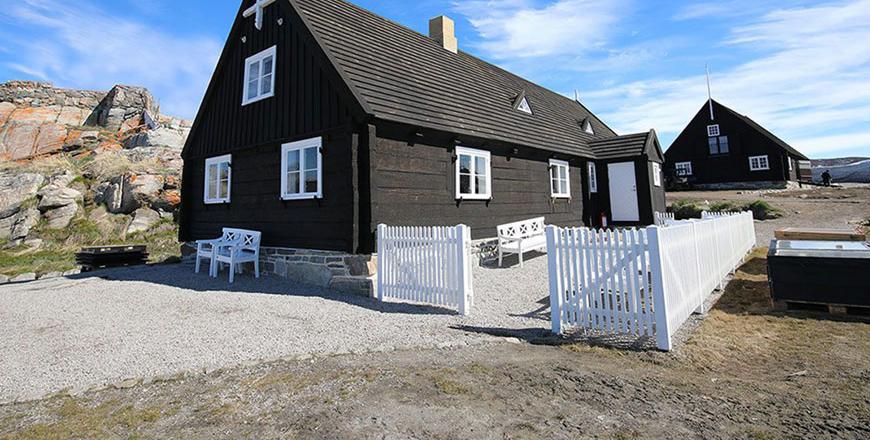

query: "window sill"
left=551, top=195, right=571, bottom=199
left=242, top=92, right=275, bottom=106
left=204, top=200, right=230, bottom=205
left=456, top=195, right=492, bottom=201
left=281, top=193, right=321, bottom=201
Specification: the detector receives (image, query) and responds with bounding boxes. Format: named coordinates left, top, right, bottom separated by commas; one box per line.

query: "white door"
left=608, top=162, right=639, bottom=222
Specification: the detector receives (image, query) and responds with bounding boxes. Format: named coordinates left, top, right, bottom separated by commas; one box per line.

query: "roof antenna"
left=574, top=89, right=580, bottom=102
left=706, top=64, right=715, bottom=121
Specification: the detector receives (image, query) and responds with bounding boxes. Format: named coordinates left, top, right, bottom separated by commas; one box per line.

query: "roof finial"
left=574, top=89, right=579, bottom=102
left=706, top=64, right=715, bottom=120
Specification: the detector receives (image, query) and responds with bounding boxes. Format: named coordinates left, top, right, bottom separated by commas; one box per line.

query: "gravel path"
left=0, top=255, right=551, bottom=403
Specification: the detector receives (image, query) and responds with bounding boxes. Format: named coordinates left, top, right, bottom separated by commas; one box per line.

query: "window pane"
left=719, top=136, right=729, bottom=153
left=219, top=162, right=229, bottom=181
left=219, top=180, right=228, bottom=198
left=247, top=79, right=259, bottom=100
left=551, top=177, right=559, bottom=193
left=207, top=177, right=217, bottom=199
left=475, top=156, right=487, bottom=177
left=475, top=175, right=487, bottom=195
left=708, top=137, right=718, bottom=154
left=560, top=165, right=567, bottom=180
left=286, top=172, right=300, bottom=194
left=560, top=179, right=568, bottom=195
left=304, top=169, right=318, bottom=193
left=249, top=62, right=260, bottom=79
left=304, top=147, right=317, bottom=170
left=459, top=155, right=471, bottom=174
left=262, top=56, right=273, bottom=75
left=459, top=174, right=471, bottom=194
left=286, top=150, right=300, bottom=172
left=261, top=75, right=272, bottom=95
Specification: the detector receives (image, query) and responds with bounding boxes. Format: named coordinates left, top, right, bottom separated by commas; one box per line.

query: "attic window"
left=583, top=119, right=595, bottom=135
left=516, top=97, right=532, bottom=115
left=707, top=124, right=720, bottom=137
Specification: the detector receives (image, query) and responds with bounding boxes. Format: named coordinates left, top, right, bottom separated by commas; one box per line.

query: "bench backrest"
left=222, top=228, right=262, bottom=253
left=497, top=217, right=546, bottom=239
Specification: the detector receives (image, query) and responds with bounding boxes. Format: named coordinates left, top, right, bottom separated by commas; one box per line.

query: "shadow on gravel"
left=478, top=251, right=547, bottom=269
left=65, top=262, right=460, bottom=316
left=451, top=325, right=658, bottom=351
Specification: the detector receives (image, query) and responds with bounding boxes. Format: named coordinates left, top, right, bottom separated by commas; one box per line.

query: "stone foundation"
left=685, top=180, right=803, bottom=191
left=260, top=247, right=376, bottom=297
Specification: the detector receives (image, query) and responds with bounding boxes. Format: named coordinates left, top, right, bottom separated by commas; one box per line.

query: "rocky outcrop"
left=0, top=81, right=191, bottom=161
left=94, top=173, right=180, bottom=215
left=0, top=172, right=44, bottom=244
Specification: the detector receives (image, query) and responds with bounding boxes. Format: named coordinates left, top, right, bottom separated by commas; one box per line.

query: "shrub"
left=667, top=199, right=704, bottom=220
left=744, top=200, right=782, bottom=220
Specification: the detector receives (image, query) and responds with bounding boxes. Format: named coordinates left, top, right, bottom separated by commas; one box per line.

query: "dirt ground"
left=1, top=247, right=868, bottom=439
left=666, top=184, right=870, bottom=246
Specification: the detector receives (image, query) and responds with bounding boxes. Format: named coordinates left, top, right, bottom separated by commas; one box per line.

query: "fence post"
left=546, top=225, right=563, bottom=334
left=647, top=226, right=672, bottom=351
left=691, top=221, right=706, bottom=315
left=376, top=224, right=386, bottom=302
left=456, top=224, right=471, bottom=316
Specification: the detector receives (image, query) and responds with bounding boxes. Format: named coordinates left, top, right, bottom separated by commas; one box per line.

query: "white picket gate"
left=547, top=212, right=755, bottom=350
left=376, top=224, right=473, bottom=315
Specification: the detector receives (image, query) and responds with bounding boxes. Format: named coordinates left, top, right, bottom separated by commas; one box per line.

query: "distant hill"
left=811, top=158, right=870, bottom=184
left=811, top=157, right=869, bottom=168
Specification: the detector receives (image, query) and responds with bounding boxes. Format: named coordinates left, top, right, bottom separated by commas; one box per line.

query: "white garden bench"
left=497, top=217, right=547, bottom=267
left=195, top=228, right=262, bottom=283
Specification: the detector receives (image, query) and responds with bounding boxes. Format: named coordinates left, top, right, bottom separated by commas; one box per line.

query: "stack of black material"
left=75, top=245, right=149, bottom=272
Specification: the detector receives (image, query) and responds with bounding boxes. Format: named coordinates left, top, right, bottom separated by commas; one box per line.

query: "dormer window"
left=583, top=119, right=595, bottom=135
left=516, top=97, right=532, bottom=115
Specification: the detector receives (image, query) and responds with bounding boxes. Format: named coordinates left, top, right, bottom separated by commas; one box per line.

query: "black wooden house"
left=665, top=99, right=811, bottom=189
left=179, top=0, right=666, bottom=255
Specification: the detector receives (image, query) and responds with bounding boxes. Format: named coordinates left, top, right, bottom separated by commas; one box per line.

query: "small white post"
left=546, top=225, right=563, bottom=334
left=647, top=226, right=672, bottom=351
left=456, top=224, right=471, bottom=316
left=376, top=224, right=386, bottom=303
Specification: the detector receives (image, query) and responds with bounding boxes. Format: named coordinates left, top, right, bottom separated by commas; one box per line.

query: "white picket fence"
left=547, top=212, right=756, bottom=350
left=376, top=224, right=473, bottom=315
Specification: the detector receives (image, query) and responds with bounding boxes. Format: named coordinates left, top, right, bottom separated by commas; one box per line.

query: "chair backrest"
left=497, top=217, right=546, bottom=239
left=223, top=228, right=262, bottom=253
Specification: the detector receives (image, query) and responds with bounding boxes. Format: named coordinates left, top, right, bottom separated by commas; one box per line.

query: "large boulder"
left=36, top=173, right=81, bottom=229
left=86, top=85, right=159, bottom=132
left=94, top=173, right=170, bottom=214
left=124, top=126, right=187, bottom=150
left=94, top=176, right=135, bottom=214
left=126, top=208, right=161, bottom=235
left=0, top=207, right=39, bottom=244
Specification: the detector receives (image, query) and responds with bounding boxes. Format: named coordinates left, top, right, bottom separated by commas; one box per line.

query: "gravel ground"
left=0, top=255, right=551, bottom=403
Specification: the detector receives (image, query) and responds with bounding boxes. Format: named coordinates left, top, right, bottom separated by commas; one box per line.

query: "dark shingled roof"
left=292, top=0, right=628, bottom=159
left=589, top=132, right=655, bottom=160
left=713, top=100, right=809, bottom=160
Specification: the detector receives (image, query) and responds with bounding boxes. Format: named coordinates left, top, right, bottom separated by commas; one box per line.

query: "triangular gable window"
left=582, top=119, right=594, bottom=135
left=516, top=96, right=532, bottom=115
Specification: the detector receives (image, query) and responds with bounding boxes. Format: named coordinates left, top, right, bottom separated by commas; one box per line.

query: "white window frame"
left=516, top=97, right=532, bottom=115
left=280, top=137, right=323, bottom=200
left=583, top=120, right=595, bottom=135
left=204, top=154, right=232, bottom=204
left=455, top=146, right=492, bottom=200
left=242, top=45, right=277, bottom=106
left=707, top=124, right=720, bottom=137
left=749, top=155, right=770, bottom=171
left=587, top=162, right=598, bottom=194
left=675, top=161, right=693, bottom=176
left=549, top=159, right=571, bottom=198
left=653, top=162, right=662, bottom=187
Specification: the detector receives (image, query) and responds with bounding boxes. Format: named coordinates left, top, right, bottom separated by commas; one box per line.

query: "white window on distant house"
left=583, top=119, right=595, bottom=135
left=653, top=162, right=662, bottom=187
left=749, top=155, right=770, bottom=171
left=455, top=147, right=492, bottom=200
left=587, top=162, right=598, bottom=193
left=204, top=155, right=232, bottom=204
left=516, top=97, right=532, bottom=115
left=549, top=159, right=570, bottom=198
left=707, top=124, right=720, bottom=137
left=242, top=45, right=276, bottom=105
left=675, top=161, right=693, bottom=176
left=281, top=137, right=322, bottom=200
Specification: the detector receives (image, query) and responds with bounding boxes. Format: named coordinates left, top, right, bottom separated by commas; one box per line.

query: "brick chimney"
left=429, top=16, right=458, bottom=54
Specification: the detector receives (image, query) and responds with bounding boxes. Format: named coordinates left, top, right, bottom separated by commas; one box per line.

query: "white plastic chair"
left=213, top=229, right=261, bottom=283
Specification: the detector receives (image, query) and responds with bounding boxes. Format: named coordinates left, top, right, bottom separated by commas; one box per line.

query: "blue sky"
left=1, top=0, right=868, bottom=158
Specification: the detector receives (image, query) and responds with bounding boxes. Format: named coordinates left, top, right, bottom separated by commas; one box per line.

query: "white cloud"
left=790, top=131, right=870, bottom=156
left=1, top=0, right=221, bottom=118
left=584, top=0, right=870, bottom=158
left=453, top=0, right=627, bottom=59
